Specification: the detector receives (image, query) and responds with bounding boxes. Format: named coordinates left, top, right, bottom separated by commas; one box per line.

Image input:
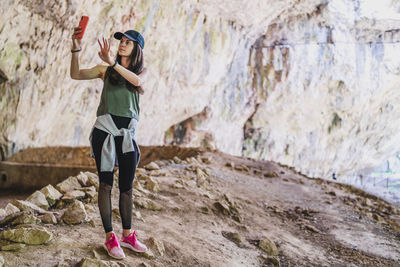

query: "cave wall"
left=1, top=0, right=400, bottom=179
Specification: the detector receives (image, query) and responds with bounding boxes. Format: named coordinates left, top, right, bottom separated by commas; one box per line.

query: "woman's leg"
left=114, top=135, right=138, bottom=235
left=91, top=127, right=115, bottom=238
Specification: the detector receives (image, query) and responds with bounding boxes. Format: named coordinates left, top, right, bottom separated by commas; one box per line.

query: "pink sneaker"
left=120, top=230, right=148, bottom=253
left=103, top=232, right=126, bottom=259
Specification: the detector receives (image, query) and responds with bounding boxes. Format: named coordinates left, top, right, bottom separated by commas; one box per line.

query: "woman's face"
left=118, top=36, right=135, bottom=57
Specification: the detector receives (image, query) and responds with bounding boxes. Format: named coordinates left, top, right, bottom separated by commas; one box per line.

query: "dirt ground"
left=1, top=146, right=400, bottom=266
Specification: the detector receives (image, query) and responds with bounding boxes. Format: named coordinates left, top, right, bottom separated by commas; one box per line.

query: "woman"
left=70, top=26, right=148, bottom=260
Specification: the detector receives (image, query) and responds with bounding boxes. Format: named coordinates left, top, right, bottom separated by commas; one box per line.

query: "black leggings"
left=91, top=114, right=138, bottom=233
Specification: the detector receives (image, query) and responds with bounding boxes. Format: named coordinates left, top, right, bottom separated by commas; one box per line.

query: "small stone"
left=142, top=249, right=155, bottom=259
left=144, top=162, right=160, bottom=170
left=112, top=208, right=120, bottom=217
left=364, top=198, right=373, bottom=207
left=1, top=243, right=26, bottom=251
left=40, top=184, right=63, bottom=206
left=10, top=213, right=41, bottom=226
left=134, top=198, right=163, bottom=211
left=264, top=172, right=278, bottom=178
left=4, top=203, right=20, bottom=216
left=61, top=200, right=88, bottom=225
left=0, top=255, right=4, bottom=267
left=305, top=224, right=320, bottom=233
left=221, top=231, right=244, bottom=247
left=62, top=190, right=86, bottom=201
left=138, top=262, right=151, bottom=267
left=76, top=171, right=89, bottom=186
left=0, top=227, right=53, bottom=245
left=89, top=219, right=96, bottom=228
left=173, top=156, right=182, bottom=163
left=78, top=258, right=109, bottom=267
left=234, top=164, right=249, bottom=172
left=39, top=213, right=57, bottom=224
left=259, top=237, right=279, bottom=256
left=84, top=172, right=99, bottom=191
left=25, top=190, right=49, bottom=210
left=12, top=200, right=47, bottom=214
left=200, top=156, right=212, bottom=164
left=146, top=237, right=165, bottom=256
left=225, top=162, right=234, bottom=168
left=56, top=176, right=82, bottom=194
left=144, top=177, right=161, bottom=192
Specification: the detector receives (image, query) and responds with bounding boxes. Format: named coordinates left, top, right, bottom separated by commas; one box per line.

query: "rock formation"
left=1, top=1, right=400, bottom=180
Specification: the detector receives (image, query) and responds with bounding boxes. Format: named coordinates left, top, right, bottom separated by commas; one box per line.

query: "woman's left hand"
left=97, top=37, right=113, bottom=65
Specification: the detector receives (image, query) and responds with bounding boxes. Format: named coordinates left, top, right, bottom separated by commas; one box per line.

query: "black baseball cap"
left=114, top=30, right=145, bottom=49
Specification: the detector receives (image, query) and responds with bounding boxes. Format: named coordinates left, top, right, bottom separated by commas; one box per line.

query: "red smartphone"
left=76, top=16, right=89, bottom=39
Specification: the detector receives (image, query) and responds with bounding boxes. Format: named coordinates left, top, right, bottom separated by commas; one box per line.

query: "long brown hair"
left=105, top=41, right=144, bottom=93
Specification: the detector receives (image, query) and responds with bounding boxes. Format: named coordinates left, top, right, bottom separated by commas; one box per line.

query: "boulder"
left=134, top=198, right=163, bottom=211
left=1, top=243, right=26, bottom=251
left=56, top=176, right=82, bottom=194
left=25, top=190, right=49, bottom=210
left=144, top=162, right=160, bottom=170
left=259, top=237, right=279, bottom=256
left=39, top=213, right=57, bottom=224
left=0, top=227, right=53, bottom=245
left=40, top=184, right=63, bottom=206
left=12, top=200, right=47, bottom=214
left=4, top=203, right=20, bottom=216
left=61, top=200, right=88, bottom=225
left=84, top=172, right=99, bottom=191
left=146, top=237, right=165, bottom=256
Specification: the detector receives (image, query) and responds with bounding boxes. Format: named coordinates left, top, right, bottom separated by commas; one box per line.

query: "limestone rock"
left=142, top=249, right=155, bottom=259
left=9, top=213, right=41, bottom=226
left=0, top=255, right=4, bottom=267
left=40, top=184, right=63, bottom=206
left=56, top=176, right=82, bottom=194
left=76, top=171, right=89, bottom=186
left=12, top=200, right=47, bottom=214
left=25, top=190, right=49, bottom=210
left=4, top=203, right=20, bottom=216
left=38, top=213, right=57, bottom=224
left=213, top=193, right=242, bottom=222
left=1, top=243, right=26, bottom=251
left=221, top=231, right=244, bottom=244
left=0, top=227, right=53, bottom=245
left=61, top=200, right=88, bottom=225
left=84, top=172, right=100, bottom=191
left=144, top=162, right=160, bottom=170
left=134, top=198, right=163, bottom=211
left=61, top=190, right=86, bottom=201
left=146, top=237, right=165, bottom=256
left=0, top=209, right=5, bottom=219
left=234, top=164, right=250, bottom=172
left=264, top=172, right=278, bottom=178
left=259, top=237, right=279, bottom=256
left=143, top=176, right=161, bottom=192
left=173, top=156, right=182, bottom=163
left=78, top=258, right=110, bottom=267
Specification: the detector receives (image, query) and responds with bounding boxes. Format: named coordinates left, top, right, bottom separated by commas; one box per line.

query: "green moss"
left=0, top=43, right=23, bottom=68
left=99, top=3, right=113, bottom=17
left=328, top=112, right=342, bottom=134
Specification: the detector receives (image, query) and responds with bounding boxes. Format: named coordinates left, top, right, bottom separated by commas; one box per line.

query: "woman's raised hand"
left=71, top=27, right=82, bottom=49
left=98, top=37, right=113, bottom=65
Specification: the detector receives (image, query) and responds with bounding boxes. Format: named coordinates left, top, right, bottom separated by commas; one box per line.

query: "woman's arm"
left=70, top=26, right=106, bottom=80
left=112, top=64, right=148, bottom=87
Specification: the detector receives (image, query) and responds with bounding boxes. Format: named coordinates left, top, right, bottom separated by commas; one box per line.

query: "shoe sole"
left=102, top=244, right=125, bottom=259
left=120, top=241, right=147, bottom=253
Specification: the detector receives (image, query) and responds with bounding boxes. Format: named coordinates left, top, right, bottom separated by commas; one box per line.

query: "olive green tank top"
left=96, top=69, right=140, bottom=120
